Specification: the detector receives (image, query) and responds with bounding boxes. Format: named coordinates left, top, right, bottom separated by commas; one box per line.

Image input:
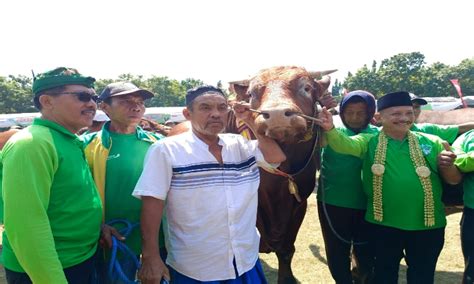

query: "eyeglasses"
left=49, top=91, right=99, bottom=102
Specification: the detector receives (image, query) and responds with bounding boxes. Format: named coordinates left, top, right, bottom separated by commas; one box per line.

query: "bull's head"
left=229, top=66, right=333, bottom=144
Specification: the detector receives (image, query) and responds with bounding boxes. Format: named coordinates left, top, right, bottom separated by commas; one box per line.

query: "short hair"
left=34, top=85, right=67, bottom=110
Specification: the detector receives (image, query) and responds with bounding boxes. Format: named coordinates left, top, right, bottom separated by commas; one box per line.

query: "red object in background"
left=450, top=79, right=468, bottom=108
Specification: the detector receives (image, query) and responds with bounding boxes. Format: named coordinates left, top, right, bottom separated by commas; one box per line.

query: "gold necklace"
left=371, top=131, right=435, bottom=227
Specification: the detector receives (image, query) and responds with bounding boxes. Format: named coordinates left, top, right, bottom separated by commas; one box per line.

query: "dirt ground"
left=0, top=194, right=465, bottom=284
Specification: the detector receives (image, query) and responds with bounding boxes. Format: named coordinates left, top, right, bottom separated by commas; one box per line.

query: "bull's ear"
left=229, top=83, right=250, bottom=102
left=315, top=75, right=331, bottom=95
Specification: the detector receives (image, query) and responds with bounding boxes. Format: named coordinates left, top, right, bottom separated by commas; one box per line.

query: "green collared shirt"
left=317, top=125, right=379, bottom=209
left=326, top=128, right=447, bottom=230
left=83, top=122, right=164, bottom=256
left=453, top=130, right=474, bottom=208
left=1, top=118, right=102, bottom=284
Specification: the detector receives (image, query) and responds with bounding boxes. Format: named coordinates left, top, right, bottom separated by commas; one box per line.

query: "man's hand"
left=138, top=254, right=170, bottom=284
left=232, top=101, right=253, bottom=122
left=100, top=224, right=125, bottom=248
left=438, top=142, right=457, bottom=169
left=316, top=107, right=335, bottom=131
left=318, top=95, right=337, bottom=109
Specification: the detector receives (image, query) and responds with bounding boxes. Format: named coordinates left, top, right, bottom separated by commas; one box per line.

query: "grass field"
left=0, top=193, right=465, bottom=284
left=259, top=194, right=464, bottom=283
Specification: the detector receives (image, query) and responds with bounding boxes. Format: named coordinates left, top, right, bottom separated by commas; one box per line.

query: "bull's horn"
left=309, top=69, right=338, bottom=79
left=319, top=75, right=331, bottom=84
left=228, top=79, right=250, bottom=86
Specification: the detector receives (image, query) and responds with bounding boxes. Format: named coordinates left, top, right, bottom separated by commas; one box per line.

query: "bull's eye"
left=249, top=90, right=258, bottom=98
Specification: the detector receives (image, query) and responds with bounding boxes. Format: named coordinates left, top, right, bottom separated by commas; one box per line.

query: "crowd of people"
left=0, top=66, right=473, bottom=284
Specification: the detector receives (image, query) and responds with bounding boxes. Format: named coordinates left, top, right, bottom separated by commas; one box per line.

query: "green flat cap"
left=32, top=67, right=95, bottom=95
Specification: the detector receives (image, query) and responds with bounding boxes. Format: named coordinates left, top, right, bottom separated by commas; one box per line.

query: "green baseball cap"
left=32, top=67, right=95, bottom=95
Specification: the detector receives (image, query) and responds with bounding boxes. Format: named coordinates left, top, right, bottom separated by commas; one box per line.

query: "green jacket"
left=83, top=122, right=162, bottom=213
left=1, top=118, right=102, bottom=284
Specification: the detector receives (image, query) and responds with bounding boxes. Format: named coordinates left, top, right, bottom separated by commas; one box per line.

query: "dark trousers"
left=461, top=207, right=474, bottom=284
left=317, top=202, right=375, bottom=284
left=5, top=254, right=96, bottom=284
left=371, top=224, right=445, bottom=284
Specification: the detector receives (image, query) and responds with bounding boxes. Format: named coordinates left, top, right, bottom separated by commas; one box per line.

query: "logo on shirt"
left=420, top=144, right=432, bottom=155
left=107, top=154, right=121, bottom=160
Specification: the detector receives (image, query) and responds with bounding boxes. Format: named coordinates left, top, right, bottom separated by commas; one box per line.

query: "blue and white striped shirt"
left=133, top=130, right=268, bottom=281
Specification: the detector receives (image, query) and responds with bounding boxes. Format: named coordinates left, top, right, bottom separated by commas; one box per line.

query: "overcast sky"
left=1, top=0, right=472, bottom=86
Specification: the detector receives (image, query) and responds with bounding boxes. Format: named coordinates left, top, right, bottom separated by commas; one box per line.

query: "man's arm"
left=232, top=103, right=286, bottom=164
left=438, top=142, right=463, bottom=185
left=138, top=197, right=169, bottom=284
left=452, top=130, right=474, bottom=172
left=133, top=143, right=172, bottom=283
left=458, top=122, right=474, bottom=135
left=2, top=137, right=67, bottom=283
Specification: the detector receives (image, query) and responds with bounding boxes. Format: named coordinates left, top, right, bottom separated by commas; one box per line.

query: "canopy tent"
left=0, top=107, right=186, bottom=128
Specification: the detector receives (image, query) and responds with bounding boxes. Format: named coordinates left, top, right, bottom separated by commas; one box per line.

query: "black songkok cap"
left=377, top=91, right=413, bottom=112
left=186, top=85, right=225, bottom=105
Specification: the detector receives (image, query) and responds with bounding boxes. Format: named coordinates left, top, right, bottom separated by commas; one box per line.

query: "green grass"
left=259, top=193, right=464, bottom=284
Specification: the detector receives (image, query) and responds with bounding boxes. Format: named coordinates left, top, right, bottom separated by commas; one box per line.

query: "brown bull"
left=0, top=129, right=21, bottom=150
left=417, top=108, right=474, bottom=124
left=229, top=66, right=333, bottom=284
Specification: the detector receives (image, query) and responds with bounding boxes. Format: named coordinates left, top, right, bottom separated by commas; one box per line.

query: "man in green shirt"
left=317, top=91, right=461, bottom=283
left=1, top=67, right=103, bottom=284
left=452, top=130, right=474, bottom=283
left=317, top=90, right=378, bottom=284
left=83, top=82, right=163, bottom=283
left=410, top=93, right=474, bottom=143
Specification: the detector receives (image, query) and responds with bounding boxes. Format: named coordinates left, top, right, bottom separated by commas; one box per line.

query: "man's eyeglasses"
left=49, top=92, right=99, bottom=102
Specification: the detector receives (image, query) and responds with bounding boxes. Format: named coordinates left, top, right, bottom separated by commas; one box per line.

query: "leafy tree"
left=343, top=52, right=473, bottom=98
left=0, top=75, right=35, bottom=113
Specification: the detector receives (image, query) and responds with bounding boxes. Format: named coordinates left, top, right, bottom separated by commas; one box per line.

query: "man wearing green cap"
left=1, top=67, right=103, bottom=284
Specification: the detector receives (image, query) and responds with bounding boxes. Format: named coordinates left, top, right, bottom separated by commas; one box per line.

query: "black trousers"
left=5, top=253, right=96, bottom=284
left=461, top=207, right=474, bottom=284
left=318, top=202, right=375, bottom=284
left=371, top=224, right=445, bottom=284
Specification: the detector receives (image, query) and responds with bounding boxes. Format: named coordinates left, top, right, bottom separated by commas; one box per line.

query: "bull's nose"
left=260, top=108, right=298, bottom=120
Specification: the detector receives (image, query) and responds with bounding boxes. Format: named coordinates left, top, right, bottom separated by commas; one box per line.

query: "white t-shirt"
left=133, top=131, right=267, bottom=281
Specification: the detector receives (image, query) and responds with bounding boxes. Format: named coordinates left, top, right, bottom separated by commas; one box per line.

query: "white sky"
left=0, top=0, right=472, bottom=86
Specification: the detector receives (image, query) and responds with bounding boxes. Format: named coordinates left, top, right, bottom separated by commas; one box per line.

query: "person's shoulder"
left=412, top=130, right=444, bottom=144
left=219, top=133, right=249, bottom=146
left=81, top=131, right=100, bottom=145
left=156, top=131, right=190, bottom=146
left=145, top=131, right=165, bottom=141
left=455, top=129, right=474, bottom=145
left=366, top=124, right=380, bottom=133
left=2, top=126, right=53, bottom=156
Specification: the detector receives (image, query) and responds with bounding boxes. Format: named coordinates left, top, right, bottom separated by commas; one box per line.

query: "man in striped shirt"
left=133, top=85, right=286, bottom=284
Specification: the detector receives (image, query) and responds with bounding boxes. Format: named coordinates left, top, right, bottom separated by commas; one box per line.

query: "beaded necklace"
left=371, top=131, right=435, bottom=227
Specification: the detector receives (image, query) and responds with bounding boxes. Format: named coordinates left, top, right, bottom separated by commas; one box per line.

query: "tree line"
left=1, top=52, right=473, bottom=113
left=0, top=74, right=205, bottom=114
left=332, top=52, right=473, bottom=98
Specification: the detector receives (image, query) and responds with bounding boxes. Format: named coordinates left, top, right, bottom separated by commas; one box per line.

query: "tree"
left=342, top=52, right=473, bottom=98
left=0, top=75, right=35, bottom=113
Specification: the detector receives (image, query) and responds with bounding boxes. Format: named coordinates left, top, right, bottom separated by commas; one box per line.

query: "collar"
left=33, top=118, right=83, bottom=147
left=99, top=121, right=158, bottom=148
left=190, top=130, right=224, bottom=149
